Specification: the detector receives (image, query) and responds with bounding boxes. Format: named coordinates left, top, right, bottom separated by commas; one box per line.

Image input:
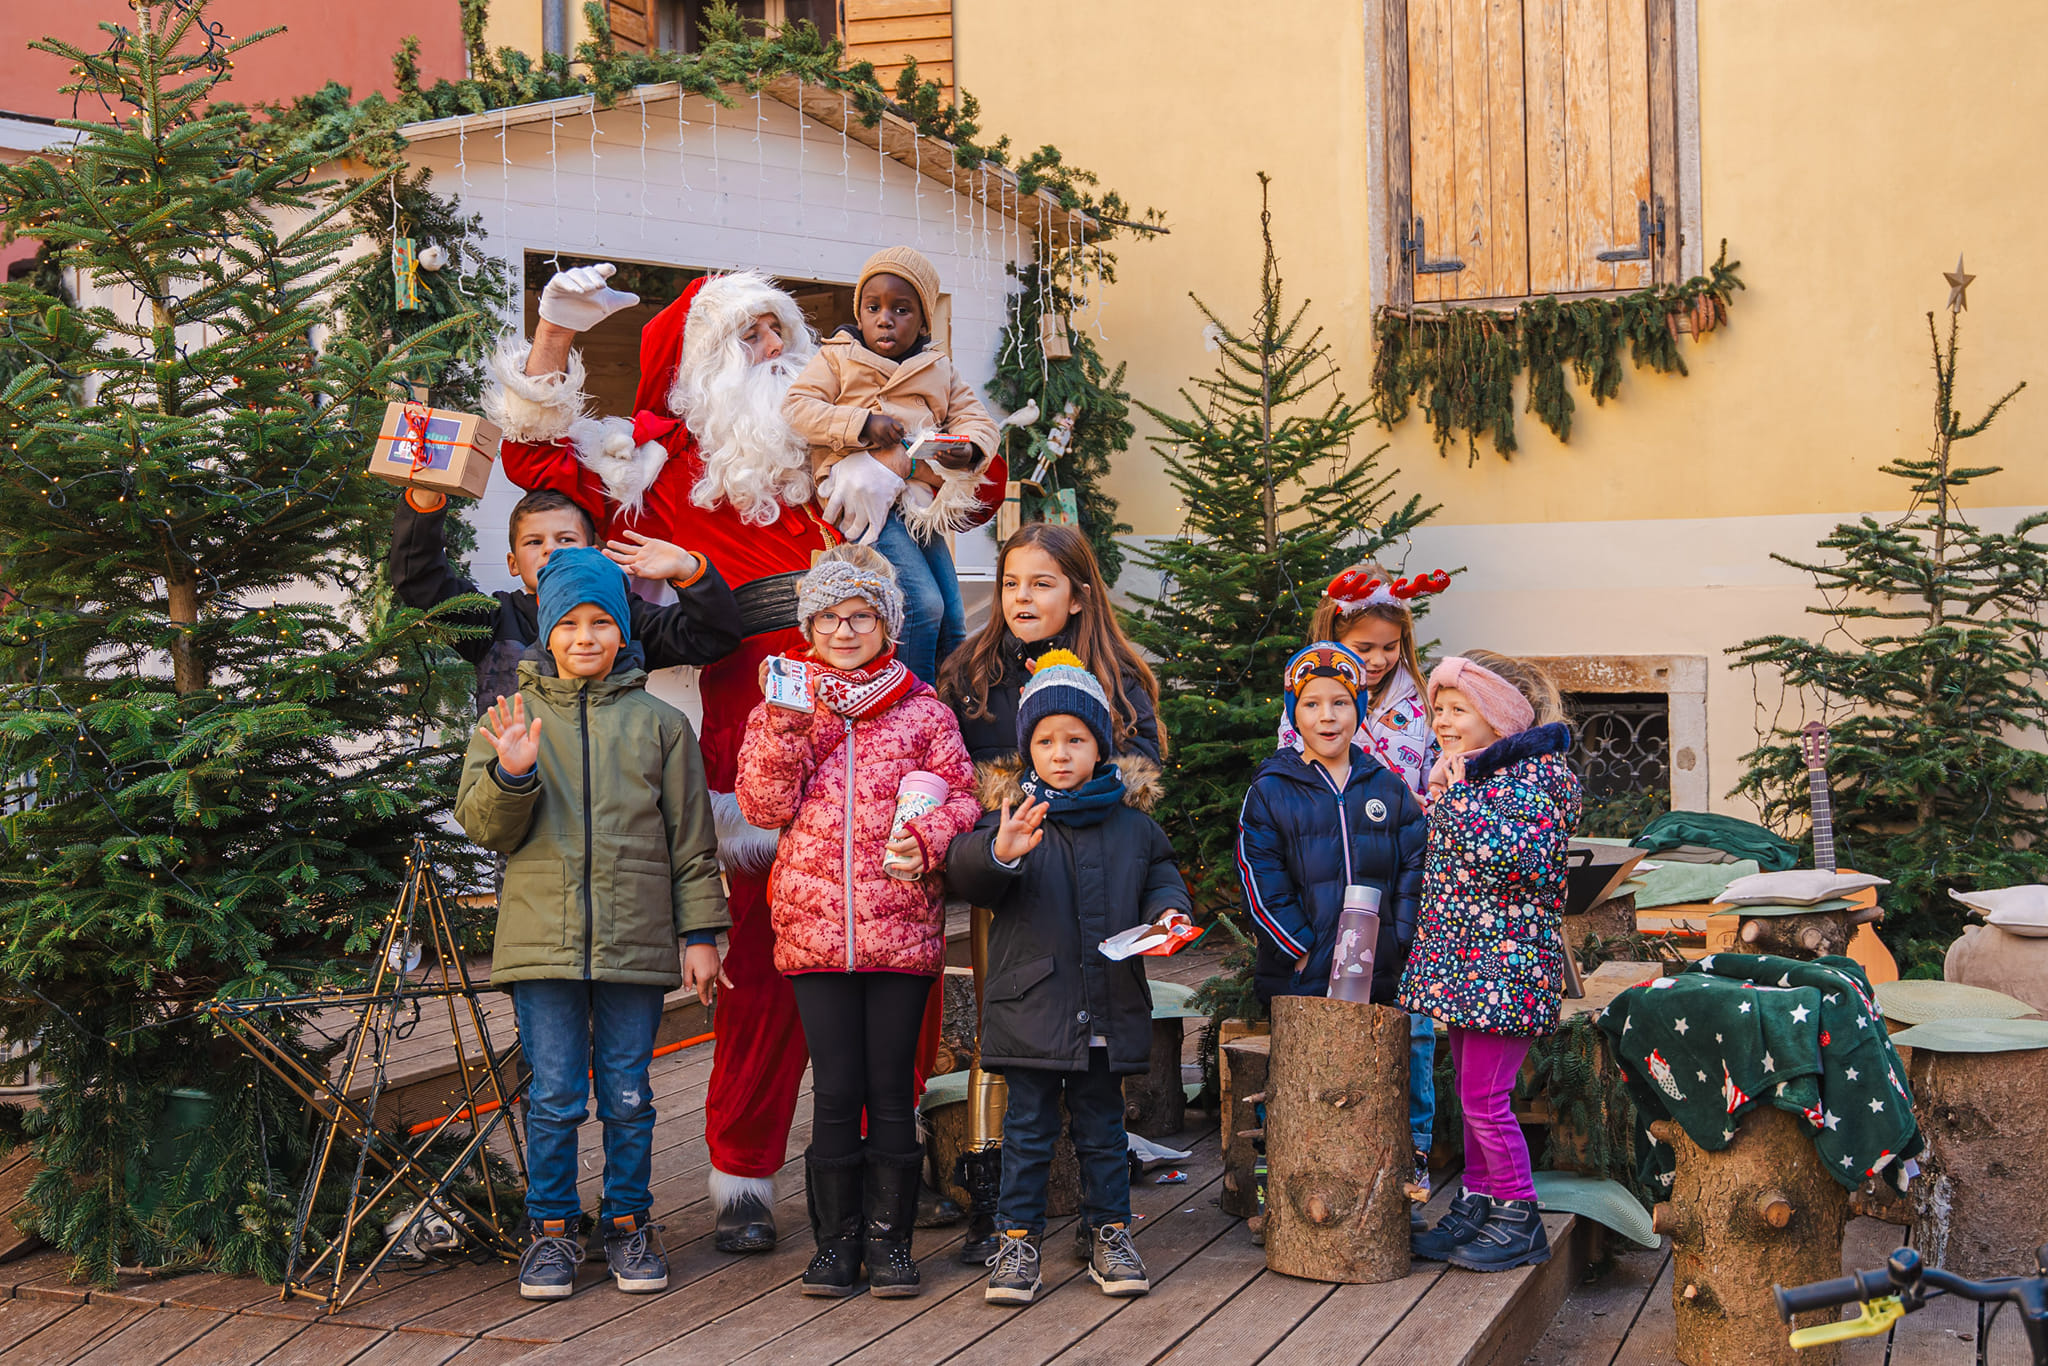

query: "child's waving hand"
left=992, top=796, right=1049, bottom=864
left=479, top=694, right=544, bottom=777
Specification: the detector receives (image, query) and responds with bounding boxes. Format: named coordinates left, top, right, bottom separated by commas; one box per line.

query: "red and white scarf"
left=807, top=649, right=918, bottom=720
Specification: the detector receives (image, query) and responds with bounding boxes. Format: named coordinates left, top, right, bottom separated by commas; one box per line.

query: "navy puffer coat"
left=1236, top=745, right=1428, bottom=1005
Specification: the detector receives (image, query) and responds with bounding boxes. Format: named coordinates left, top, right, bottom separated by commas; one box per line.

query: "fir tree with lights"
left=1126, top=175, right=1434, bottom=924
left=0, top=4, right=482, bottom=1281
left=1733, top=266, right=2048, bottom=967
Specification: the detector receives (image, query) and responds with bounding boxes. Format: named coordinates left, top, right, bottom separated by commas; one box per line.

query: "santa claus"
left=486, top=263, right=1001, bottom=1253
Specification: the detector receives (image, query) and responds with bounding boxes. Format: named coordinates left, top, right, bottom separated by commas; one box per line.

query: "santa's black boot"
left=710, top=1168, right=777, bottom=1254
left=954, top=1146, right=1003, bottom=1265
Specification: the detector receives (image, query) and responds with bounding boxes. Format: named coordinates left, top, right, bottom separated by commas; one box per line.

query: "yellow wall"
left=953, top=0, right=2048, bottom=532
left=483, top=0, right=599, bottom=61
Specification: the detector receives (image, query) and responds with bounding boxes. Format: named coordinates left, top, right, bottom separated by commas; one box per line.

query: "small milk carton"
left=369, top=401, right=502, bottom=499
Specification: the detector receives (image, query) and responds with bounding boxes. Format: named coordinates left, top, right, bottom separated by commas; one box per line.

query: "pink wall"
left=0, top=1, right=467, bottom=121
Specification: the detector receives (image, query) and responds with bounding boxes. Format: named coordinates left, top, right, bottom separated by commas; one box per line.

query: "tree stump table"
left=1262, top=996, right=1410, bottom=1284
left=1907, top=1036, right=2048, bottom=1277
left=1122, top=1016, right=1186, bottom=1139
left=1219, top=1032, right=1271, bottom=1221
left=1649, top=1108, right=1849, bottom=1366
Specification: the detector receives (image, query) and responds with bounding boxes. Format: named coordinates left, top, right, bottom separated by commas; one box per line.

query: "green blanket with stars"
left=1597, top=953, right=1923, bottom=1199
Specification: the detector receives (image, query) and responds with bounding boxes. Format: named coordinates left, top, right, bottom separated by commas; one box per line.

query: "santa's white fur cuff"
left=486, top=342, right=590, bottom=444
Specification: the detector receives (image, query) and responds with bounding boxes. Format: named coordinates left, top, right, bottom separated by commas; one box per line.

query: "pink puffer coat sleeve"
left=736, top=695, right=832, bottom=831
left=901, top=703, right=983, bottom=873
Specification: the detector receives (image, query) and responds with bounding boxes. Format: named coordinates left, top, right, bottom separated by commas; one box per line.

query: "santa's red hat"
left=633, top=271, right=815, bottom=419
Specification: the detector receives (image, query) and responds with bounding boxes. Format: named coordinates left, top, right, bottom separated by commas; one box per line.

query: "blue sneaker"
left=598, top=1212, right=669, bottom=1293
left=518, top=1216, right=585, bottom=1300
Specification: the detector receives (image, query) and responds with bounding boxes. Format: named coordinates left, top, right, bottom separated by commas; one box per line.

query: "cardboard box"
left=369, top=401, right=501, bottom=499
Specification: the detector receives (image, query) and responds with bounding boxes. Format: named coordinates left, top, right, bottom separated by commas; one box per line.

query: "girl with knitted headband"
left=736, top=544, right=982, bottom=1299
left=1287, top=561, right=1451, bottom=800
left=1399, top=651, right=1580, bottom=1274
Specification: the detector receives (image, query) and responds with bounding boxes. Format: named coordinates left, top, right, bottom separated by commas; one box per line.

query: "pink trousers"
left=1447, top=1026, right=1535, bottom=1201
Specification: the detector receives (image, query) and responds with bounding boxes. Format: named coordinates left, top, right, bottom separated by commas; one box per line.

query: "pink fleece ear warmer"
left=1428, top=657, right=1535, bottom=740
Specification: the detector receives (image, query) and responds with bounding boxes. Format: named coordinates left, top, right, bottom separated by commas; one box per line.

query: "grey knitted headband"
left=798, top=559, right=906, bottom=642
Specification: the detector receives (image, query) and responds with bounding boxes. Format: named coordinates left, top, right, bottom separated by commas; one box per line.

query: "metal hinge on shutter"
left=1402, top=216, right=1465, bottom=275
left=1597, top=198, right=1668, bottom=263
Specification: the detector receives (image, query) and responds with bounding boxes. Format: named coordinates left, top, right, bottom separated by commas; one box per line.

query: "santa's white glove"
left=538, top=263, right=640, bottom=332
left=821, top=451, right=906, bottom=545
left=899, top=482, right=936, bottom=516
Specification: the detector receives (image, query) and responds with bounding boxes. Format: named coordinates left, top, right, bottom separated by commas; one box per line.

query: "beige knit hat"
left=857, top=246, right=941, bottom=334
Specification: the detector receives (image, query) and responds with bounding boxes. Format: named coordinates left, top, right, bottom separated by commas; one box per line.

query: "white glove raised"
left=821, top=451, right=906, bottom=545
left=537, top=263, right=641, bottom=332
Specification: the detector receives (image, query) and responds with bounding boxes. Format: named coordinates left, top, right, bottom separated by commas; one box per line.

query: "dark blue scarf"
left=1020, top=761, right=1126, bottom=827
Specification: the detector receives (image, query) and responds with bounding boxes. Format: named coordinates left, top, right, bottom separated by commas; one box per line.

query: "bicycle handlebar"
left=1775, top=1269, right=1896, bottom=1318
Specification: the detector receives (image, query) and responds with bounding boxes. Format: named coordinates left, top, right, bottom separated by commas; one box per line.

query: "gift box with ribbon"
left=368, top=400, right=502, bottom=499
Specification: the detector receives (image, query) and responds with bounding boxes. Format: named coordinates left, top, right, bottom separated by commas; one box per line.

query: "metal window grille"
left=1567, top=692, right=1671, bottom=801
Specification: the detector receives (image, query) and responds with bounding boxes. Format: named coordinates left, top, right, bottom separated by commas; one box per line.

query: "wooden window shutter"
left=1384, top=0, right=1680, bottom=305
left=843, top=0, right=954, bottom=92
left=608, top=0, right=656, bottom=52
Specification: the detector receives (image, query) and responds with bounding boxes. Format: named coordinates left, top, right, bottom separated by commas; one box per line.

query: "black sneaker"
left=1087, top=1223, right=1149, bottom=1298
left=1411, top=1189, right=1492, bottom=1262
left=1448, top=1198, right=1551, bottom=1273
left=985, top=1230, right=1042, bottom=1306
left=518, top=1216, right=585, bottom=1300
left=598, top=1212, right=668, bottom=1293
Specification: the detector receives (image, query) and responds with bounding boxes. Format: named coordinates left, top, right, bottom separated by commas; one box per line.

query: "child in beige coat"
left=784, top=245, right=999, bottom=683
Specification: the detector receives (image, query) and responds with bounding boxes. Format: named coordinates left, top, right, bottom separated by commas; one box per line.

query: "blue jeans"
left=874, top=512, right=965, bottom=685
left=1411, top=1011, right=1437, bottom=1153
left=997, top=1049, right=1131, bottom=1237
left=512, top=979, right=665, bottom=1222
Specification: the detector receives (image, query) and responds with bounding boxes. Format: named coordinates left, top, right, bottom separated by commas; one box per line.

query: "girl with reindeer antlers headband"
left=1281, top=563, right=1453, bottom=803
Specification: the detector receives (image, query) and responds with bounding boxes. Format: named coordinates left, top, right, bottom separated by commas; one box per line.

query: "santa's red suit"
left=487, top=271, right=1002, bottom=1238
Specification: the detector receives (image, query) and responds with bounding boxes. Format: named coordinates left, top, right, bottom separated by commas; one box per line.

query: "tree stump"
left=1733, top=911, right=1856, bottom=960
left=1649, top=1109, right=1848, bottom=1366
left=1262, top=996, right=1410, bottom=1284
left=1219, top=1033, right=1270, bottom=1220
left=1123, top=1017, right=1186, bottom=1139
left=926, top=1095, right=1081, bottom=1216
left=934, top=966, right=979, bottom=1076
left=1907, top=1043, right=2048, bottom=1277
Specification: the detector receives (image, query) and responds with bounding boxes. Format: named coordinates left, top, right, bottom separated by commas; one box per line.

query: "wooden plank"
left=1523, top=1242, right=1668, bottom=1366
left=607, top=2, right=651, bottom=51
left=71, top=1306, right=226, bottom=1366
left=253, top=1320, right=391, bottom=1366
left=865, top=62, right=954, bottom=92
left=1268, top=1265, right=1449, bottom=1364
left=1483, top=0, right=1529, bottom=299
left=1405, top=0, right=1456, bottom=303
left=1358, top=1213, right=1578, bottom=1365
left=844, top=0, right=952, bottom=18
left=0, top=1299, right=74, bottom=1356
left=1159, top=1270, right=1336, bottom=1362
left=845, top=37, right=955, bottom=67
left=1045, top=1223, right=1267, bottom=1365
left=1382, top=0, right=1414, bottom=308
left=348, top=1330, right=473, bottom=1366
left=1448, top=0, right=1494, bottom=298
left=160, top=1312, right=310, bottom=1365
left=0, top=1302, right=147, bottom=1363
left=1616, top=1251, right=1677, bottom=1364
left=1563, top=0, right=1619, bottom=292
left=846, top=13, right=953, bottom=44
left=1603, top=0, right=1653, bottom=291
left=1645, top=0, right=1680, bottom=283
left=443, top=1337, right=544, bottom=1363
left=1523, top=0, right=1572, bottom=295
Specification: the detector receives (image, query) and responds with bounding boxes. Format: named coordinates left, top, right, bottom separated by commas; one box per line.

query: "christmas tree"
left=987, top=260, right=1134, bottom=583
left=1733, top=270, right=2048, bottom=969
left=1126, top=174, right=1434, bottom=924
left=0, top=4, right=482, bottom=1281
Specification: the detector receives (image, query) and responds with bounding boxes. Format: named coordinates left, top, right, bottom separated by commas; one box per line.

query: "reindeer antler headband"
left=1324, top=568, right=1452, bottom=611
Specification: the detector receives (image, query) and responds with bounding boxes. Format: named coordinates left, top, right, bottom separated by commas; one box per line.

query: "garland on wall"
left=1368, top=244, right=1744, bottom=463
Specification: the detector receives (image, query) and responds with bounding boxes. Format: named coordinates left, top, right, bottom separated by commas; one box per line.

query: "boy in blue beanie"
left=946, top=651, right=1192, bottom=1306
left=455, top=547, right=730, bottom=1301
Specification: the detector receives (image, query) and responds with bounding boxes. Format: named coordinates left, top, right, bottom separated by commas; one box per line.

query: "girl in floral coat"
left=1398, top=651, right=1580, bottom=1274
left=737, top=545, right=980, bottom=1300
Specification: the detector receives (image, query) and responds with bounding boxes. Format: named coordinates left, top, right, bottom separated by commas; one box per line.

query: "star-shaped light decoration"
left=1945, top=254, right=1976, bottom=312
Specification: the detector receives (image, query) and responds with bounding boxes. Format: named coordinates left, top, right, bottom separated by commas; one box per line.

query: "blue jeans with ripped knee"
left=513, top=979, right=665, bottom=1221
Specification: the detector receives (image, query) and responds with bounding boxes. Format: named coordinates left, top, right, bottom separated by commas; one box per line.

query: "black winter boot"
left=863, top=1147, right=925, bottom=1298
left=954, top=1146, right=1003, bottom=1265
left=1448, top=1197, right=1551, bottom=1272
left=711, top=1170, right=778, bottom=1255
left=799, top=1147, right=866, bottom=1298
left=1411, top=1188, right=1493, bottom=1262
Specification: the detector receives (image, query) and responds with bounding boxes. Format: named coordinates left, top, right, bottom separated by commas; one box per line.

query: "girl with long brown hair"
left=938, top=523, right=1162, bottom=764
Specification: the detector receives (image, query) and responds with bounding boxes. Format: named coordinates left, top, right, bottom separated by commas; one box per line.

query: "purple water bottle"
left=1326, top=884, right=1382, bottom=1003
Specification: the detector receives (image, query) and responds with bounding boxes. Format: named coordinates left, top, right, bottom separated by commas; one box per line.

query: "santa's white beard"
left=676, top=349, right=813, bottom=527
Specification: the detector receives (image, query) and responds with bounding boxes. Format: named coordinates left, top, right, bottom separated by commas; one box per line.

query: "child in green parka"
left=455, top=547, right=729, bottom=1302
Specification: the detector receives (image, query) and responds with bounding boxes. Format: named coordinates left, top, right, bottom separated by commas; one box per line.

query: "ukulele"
left=1799, top=721, right=1837, bottom=873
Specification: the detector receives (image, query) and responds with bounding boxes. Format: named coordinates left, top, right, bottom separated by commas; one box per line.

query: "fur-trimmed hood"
left=973, top=754, right=1163, bottom=814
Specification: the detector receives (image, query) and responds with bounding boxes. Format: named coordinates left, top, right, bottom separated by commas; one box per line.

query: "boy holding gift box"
left=390, top=486, right=744, bottom=715
left=945, top=652, right=1192, bottom=1306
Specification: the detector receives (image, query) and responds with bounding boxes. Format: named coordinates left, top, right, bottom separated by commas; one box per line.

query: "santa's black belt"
left=733, top=570, right=805, bottom=639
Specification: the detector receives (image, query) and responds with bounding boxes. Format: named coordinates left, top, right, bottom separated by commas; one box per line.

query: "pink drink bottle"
left=1326, top=884, right=1382, bottom=1003
left=884, top=771, right=949, bottom=880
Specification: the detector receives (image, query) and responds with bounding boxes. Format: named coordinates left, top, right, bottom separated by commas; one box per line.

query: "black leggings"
left=789, top=971, right=931, bottom=1159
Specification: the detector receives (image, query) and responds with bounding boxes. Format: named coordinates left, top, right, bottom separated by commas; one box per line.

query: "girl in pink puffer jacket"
left=736, top=544, right=979, bottom=1300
